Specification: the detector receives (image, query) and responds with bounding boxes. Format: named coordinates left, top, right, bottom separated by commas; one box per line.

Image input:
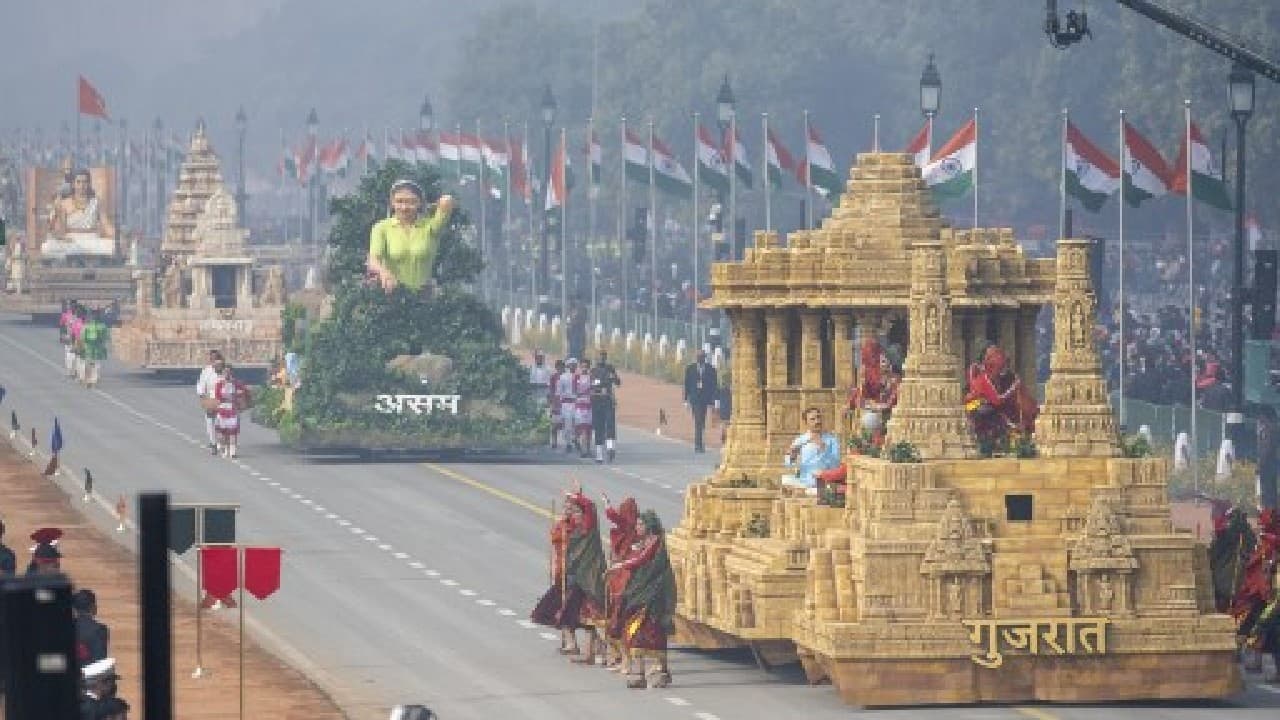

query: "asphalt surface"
left=0, top=315, right=1278, bottom=720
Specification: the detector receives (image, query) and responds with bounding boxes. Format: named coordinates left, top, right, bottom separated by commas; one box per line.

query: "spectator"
left=0, top=519, right=16, bottom=577
left=74, top=589, right=110, bottom=664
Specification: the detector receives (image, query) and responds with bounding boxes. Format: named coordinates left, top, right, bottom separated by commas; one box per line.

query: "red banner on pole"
left=243, top=547, right=282, bottom=600
left=78, top=75, right=109, bottom=119
left=200, top=546, right=238, bottom=600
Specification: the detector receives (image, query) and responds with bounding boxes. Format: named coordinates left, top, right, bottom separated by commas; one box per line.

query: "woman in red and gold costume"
left=531, top=483, right=607, bottom=663
left=602, top=495, right=639, bottom=672
left=964, top=345, right=1038, bottom=454
left=609, top=509, right=677, bottom=689
left=848, top=338, right=900, bottom=444
left=1231, top=509, right=1280, bottom=680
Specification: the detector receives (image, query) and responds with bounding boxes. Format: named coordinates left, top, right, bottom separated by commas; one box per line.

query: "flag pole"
left=477, top=118, right=488, bottom=302
left=728, top=114, right=737, bottom=260
left=973, top=107, right=980, bottom=230
left=648, top=120, right=658, bottom=337
left=763, top=113, right=771, bottom=233
left=525, top=122, right=536, bottom=307
left=75, top=79, right=81, bottom=168
left=505, top=120, right=514, bottom=298
left=589, top=117, right=598, bottom=334
left=1059, top=109, right=1068, bottom=243
left=873, top=113, right=881, bottom=152
left=1185, top=99, right=1198, bottom=493
left=1118, top=109, right=1127, bottom=430
left=803, top=110, right=813, bottom=231
left=560, top=127, right=568, bottom=330
left=620, top=117, right=630, bottom=334
left=692, top=112, right=700, bottom=349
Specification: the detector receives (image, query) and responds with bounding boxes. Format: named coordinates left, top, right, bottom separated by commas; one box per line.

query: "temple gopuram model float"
left=668, top=152, right=1238, bottom=706
left=113, top=122, right=285, bottom=371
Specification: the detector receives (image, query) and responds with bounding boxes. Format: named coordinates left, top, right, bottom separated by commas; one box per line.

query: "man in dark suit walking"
left=683, top=349, right=719, bottom=453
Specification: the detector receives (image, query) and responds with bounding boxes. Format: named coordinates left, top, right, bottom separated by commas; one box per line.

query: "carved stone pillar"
left=1037, top=237, right=1119, bottom=457
left=800, top=310, right=823, bottom=389
left=715, top=308, right=767, bottom=486
left=1018, top=306, right=1040, bottom=391
left=833, top=312, right=855, bottom=395
left=765, top=310, right=788, bottom=387
left=885, top=239, right=974, bottom=458
left=998, top=310, right=1018, bottom=366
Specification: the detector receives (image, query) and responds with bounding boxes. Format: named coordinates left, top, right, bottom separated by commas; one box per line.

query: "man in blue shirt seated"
left=784, top=406, right=841, bottom=493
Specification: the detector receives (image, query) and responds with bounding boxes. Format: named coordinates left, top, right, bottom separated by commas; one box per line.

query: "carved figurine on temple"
left=162, top=260, right=183, bottom=308
left=46, top=168, right=114, bottom=260
left=847, top=337, right=901, bottom=445
left=964, top=345, right=1038, bottom=455
left=260, top=265, right=286, bottom=306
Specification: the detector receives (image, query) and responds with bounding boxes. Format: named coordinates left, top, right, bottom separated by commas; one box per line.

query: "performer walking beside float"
left=602, top=495, right=639, bottom=673
left=78, top=310, right=109, bottom=389
left=212, top=364, right=250, bottom=458
left=531, top=482, right=606, bottom=664
left=610, top=509, right=677, bottom=688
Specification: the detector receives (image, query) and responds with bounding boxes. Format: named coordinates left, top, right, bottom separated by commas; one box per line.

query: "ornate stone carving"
left=1037, top=237, right=1119, bottom=457
left=920, top=498, right=990, bottom=620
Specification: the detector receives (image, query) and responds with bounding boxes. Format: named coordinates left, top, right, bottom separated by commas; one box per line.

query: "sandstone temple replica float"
left=113, top=122, right=286, bottom=371
left=668, top=152, right=1238, bottom=706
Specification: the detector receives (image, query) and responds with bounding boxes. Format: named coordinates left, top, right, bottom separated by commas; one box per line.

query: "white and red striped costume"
left=573, top=370, right=593, bottom=431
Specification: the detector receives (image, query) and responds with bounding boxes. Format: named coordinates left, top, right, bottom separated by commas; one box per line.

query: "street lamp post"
left=235, top=106, right=247, bottom=224
left=1229, top=62, right=1255, bottom=437
left=306, top=108, right=319, bottom=244
left=920, top=53, right=941, bottom=120
left=716, top=75, right=735, bottom=261
left=539, top=84, right=556, bottom=308
left=419, top=95, right=434, bottom=135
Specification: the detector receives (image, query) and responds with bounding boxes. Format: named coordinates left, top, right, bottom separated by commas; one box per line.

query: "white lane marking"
left=259, top=477, right=272, bottom=483
left=299, top=498, right=313, bottom=505
left=268, top=481, right=280, bottom=487
left=408, top=561, right=425, bottom=569
left=349, top=527, right=364, bottom=534
left=249, top=470, right=261, bottom=477
left=659, top=483, right=673, bottom=490
left=425, top=570, right=440, bottom=577
left=497, top=608, right=516, bottom=616
left=363, top=535, right=378, bottom=543
left=693, top=714, right=722, bottom=720
left=278, top=486, right=292, bottom=493
left=313, top=505, right=325, bottom=512
left=377, top=543, right=392, bottom=551
left=665, top=697, right=690, bottom=707
left=289, top=493, right=303, bottom=500
left=333, top=517, right=347, bottom=524
left=440, top=579, right=458, bottom=587
left=539, top=632, right=558, bottom=641
left=393, top=552, right=409, bottom=560
left=476, top=599, right=495, bottom=607
left=459, top=589, right=476, bottom=597
left=1257, top=683, right=1280, bottom=696
left=517, top=620, right=537, bottom=629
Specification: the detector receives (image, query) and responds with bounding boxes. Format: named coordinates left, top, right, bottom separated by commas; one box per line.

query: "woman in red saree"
left=610, top=509, right=677, bottom=688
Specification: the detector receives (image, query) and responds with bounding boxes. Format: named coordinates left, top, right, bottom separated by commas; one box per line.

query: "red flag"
left=243, top=547, right=282, bottom=600
left=78, top=76, right=109, bottom=119
left=200, top=546, right=239, bottom=601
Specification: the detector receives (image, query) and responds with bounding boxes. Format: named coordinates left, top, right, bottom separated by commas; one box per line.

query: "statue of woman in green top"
left=366, top=179, right=455, bottom=295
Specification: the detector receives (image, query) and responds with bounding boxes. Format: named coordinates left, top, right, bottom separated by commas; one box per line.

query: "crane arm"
left=1113, top=0, right=1280, bottom=82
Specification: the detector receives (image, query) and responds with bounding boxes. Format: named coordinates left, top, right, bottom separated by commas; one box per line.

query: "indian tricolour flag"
left=804, top=122, right=841, bottom=197
left=923, top=118, right=976, bottom=199
left=482, top=137, right=508, bottom=190
left=459, top=134, right=483, bottom=180
left=623, top=129, right=649, bottom=184
left=725, top=126, right=752, bottom=188
left=586, top=128, right=602, bottom=187
left=696, top=124, right=728, bottom=193
left=766, top=128, right=796, bottom=189
left=904, top=120, right=930, bottom=169
left=545, top=134, right=566, bottom=213
left=652, top=135, right=693, bottom=195
left=1065, top=121, right=1120, bottom=212
left=1122, top=122, right=1170, bottom=208
left=438, top=132, right=461, bottom=177
left=414, top=131, right=439, bottom=166
left=1171, top=121, right=1231, bottom=211
left=510, top=134, right=531, bottom=204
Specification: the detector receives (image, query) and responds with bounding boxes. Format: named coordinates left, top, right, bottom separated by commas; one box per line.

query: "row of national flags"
left=1062, top=112, right=1233, bottom=213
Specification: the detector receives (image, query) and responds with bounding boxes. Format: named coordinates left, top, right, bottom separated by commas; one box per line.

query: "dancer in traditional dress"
left=212, top=365, right=250, bottom=458
left=611, top=509, right=677, bottom=688
left=574, top=359, right=594, bottom=458
left=78, top=310, right=109, bottom=389
left=602, top=495, right=638, bottom=672
left=965, top=345, right=1038, bottom=455
left=532, top=483, right=606, bottom=663
left=1233, top=509, right=1280, bottom=678
left=58, top=301, right=76, bottom=378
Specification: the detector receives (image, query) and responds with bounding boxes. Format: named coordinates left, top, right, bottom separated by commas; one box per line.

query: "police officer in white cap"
left=81, top=657, right=119, bottom=719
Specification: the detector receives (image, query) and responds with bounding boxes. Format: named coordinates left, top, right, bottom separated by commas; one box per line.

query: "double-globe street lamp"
left=920, top=53, right=941, bottom=120
left=1228, top=61, right=1255, bottom=444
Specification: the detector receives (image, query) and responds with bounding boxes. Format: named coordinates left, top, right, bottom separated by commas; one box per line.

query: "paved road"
left=0, top=316, right=1277, bottom=720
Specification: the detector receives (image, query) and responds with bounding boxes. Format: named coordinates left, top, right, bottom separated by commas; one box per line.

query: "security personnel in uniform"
left=590, top=349, right=622, bottom=463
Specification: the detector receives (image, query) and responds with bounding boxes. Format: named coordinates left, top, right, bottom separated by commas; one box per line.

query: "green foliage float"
left=263, top=159, right=544, bottom=450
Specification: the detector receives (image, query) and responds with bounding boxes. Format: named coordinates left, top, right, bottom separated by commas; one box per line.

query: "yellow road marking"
left=423, top=463, right=553, bottom=519
left=1015, top=707, right=1060, bottom=720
